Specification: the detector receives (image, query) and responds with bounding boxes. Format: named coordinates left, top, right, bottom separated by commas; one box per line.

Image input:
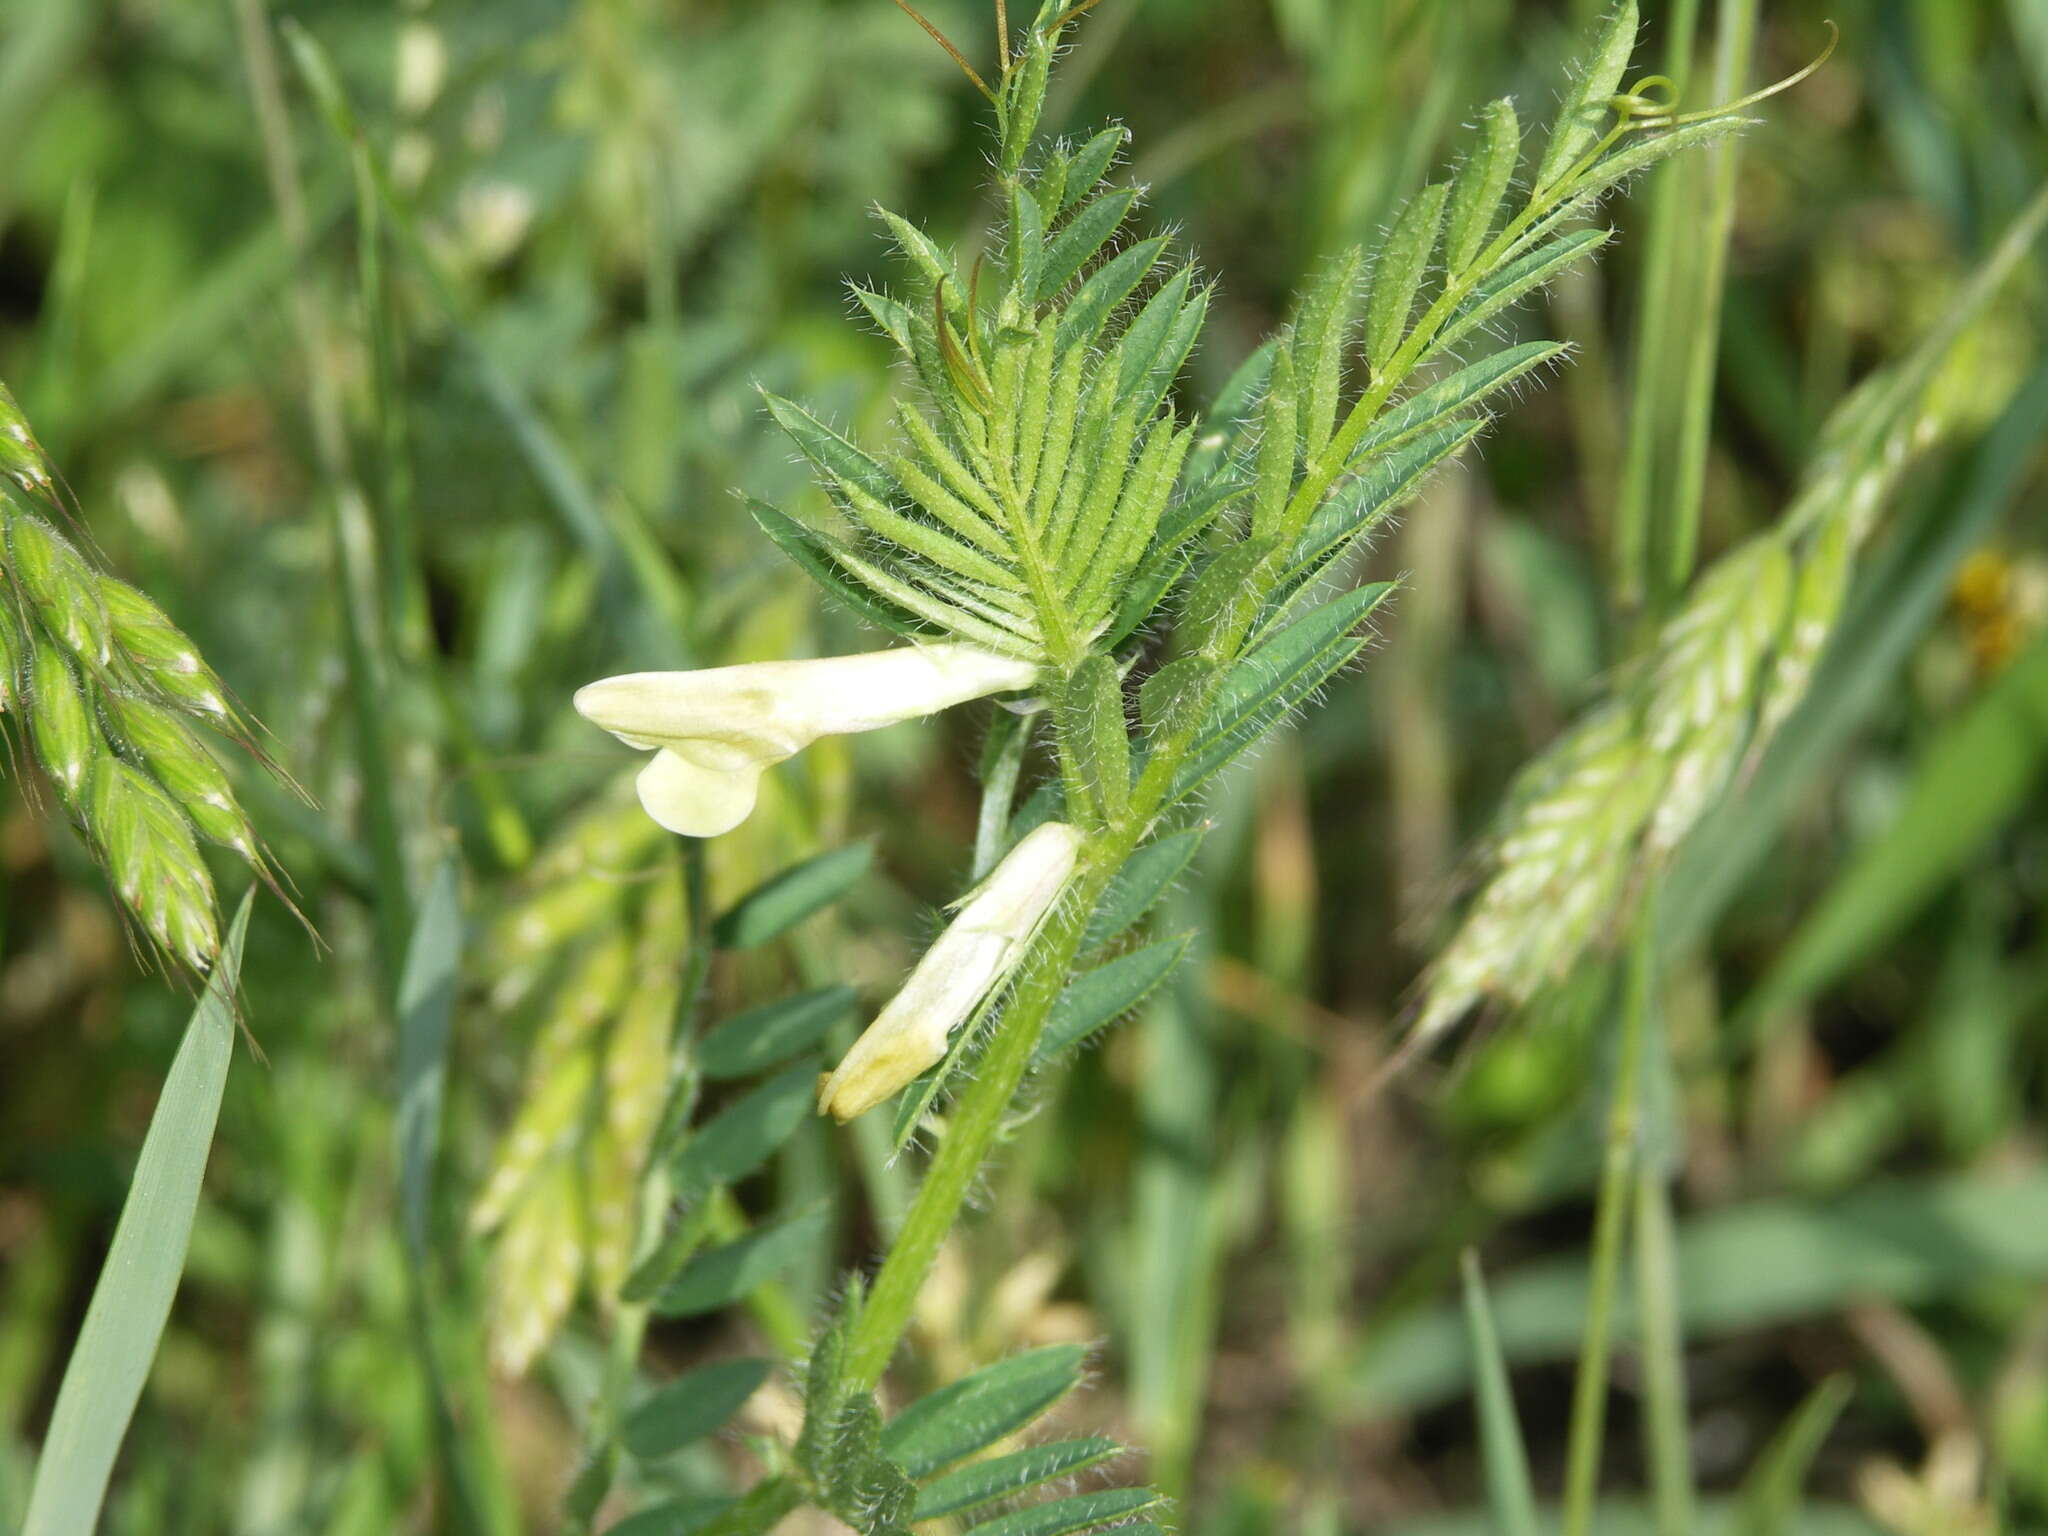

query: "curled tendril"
left=1613, top=20, right=1840, bottom=133
left=1611, top=74, right=1680, bottom=122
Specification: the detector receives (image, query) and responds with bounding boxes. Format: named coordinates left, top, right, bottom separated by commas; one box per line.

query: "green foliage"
left=10, top=0, right=2044, bottom=1532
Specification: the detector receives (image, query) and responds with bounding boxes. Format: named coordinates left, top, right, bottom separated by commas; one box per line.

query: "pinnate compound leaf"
left=655, top=1202, right=829, bottom=1317
left=714, top=844, right=874, bottom=949
left=699, top=986, right=856, bottom=1080
left=912, top=1438, right=1124, bottom=1522
left=622, top=1358, right=773, bottom=1462
left=882, top=1344, right=1088, bottom=1478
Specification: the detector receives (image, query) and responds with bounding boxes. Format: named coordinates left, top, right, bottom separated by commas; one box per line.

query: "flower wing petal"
left=635, top=749, right=763, bottom=838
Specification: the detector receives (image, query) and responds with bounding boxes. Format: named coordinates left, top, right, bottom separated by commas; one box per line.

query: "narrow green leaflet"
left=698, top=986, right=855, bottom=1080
left=1431, top=227, right=1612, bottom=360
left=881, top=1343, right=1087, bottom=1478
left=1058, top=237, right=1169, bottom=352
left=655, top=1203, right=830, bottom=1318
left=1035, top=937, right=1190, bottom=1064
left=669, top=1065, right=817, bottom=1199
left=1533, top=0, right=1638, bottom=191
left=1062, top=126, right=1126, bottom=210
left=713, top=844, right=874, bottom=949
left=1365, top=182, right=1448, bottom=368
left=963, top=1486, right=1162, bottom=1536
left=606, top=1497, right=736, bottom=1536
left=1283, top=421, right=1484, bottom=594
left=750, top=501, right=933, bottom=640
left=1444, top=99, right=1520, bottom=273
left=1037, top=189, right=1139, bottom=303
left=24, top=894, right=253, bottom=1536
left=912, top=1437, right=1123, bottom=1521
left=1353, top=341, right=1565, bottom=461
left=1084, top=828, right=1205, bottom=950
left=622, top=1357, right=774, bottom=1462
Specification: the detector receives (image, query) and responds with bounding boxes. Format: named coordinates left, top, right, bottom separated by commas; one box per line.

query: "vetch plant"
left=519, top=1, right=1817, bottom=1528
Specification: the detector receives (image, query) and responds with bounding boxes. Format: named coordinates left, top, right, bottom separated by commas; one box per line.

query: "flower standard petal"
left=574, top=643, right=1039, bottom=837
left=818, top=822, right=1084, bottom=1122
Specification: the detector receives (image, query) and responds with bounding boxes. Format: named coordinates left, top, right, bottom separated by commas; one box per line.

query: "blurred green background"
left=3, top=0, right=2047, bottom=1530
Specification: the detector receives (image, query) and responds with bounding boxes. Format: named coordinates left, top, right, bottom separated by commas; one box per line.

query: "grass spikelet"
left=472, top=788, right=684, bottom=1371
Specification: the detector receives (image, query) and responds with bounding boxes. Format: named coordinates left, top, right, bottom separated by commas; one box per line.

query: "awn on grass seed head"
left=574, top=642, right=1038, bottom=836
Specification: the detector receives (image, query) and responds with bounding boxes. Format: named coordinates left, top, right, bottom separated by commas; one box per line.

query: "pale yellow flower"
left=818, top=821, right=1083, bottom=1122
left=575, top=643, right=1037, bottom=837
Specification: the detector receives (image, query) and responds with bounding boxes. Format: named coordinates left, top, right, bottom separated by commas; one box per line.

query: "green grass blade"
left=1736, top=1375, right=1853, bottom=1536
left=1459, top=1250, right=1540, bottom=1536
left=23, top=892, right=252, bottom=1536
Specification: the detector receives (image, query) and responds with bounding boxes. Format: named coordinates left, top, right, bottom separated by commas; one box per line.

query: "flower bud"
left=574, top=643, right=1038, bottom=837
left=818, top=821, right=1083, bottom=1123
